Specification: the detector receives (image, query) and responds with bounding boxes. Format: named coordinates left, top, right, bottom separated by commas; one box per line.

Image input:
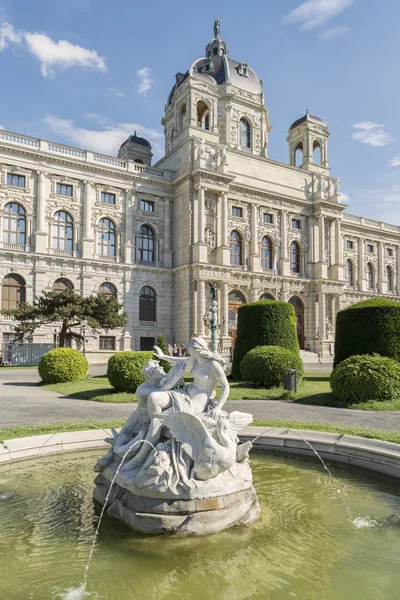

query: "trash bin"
left=284, top=368, right=297, bottom=392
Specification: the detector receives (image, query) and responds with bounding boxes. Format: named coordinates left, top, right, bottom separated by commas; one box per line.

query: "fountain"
left=93, top=338, right=261, bottom=534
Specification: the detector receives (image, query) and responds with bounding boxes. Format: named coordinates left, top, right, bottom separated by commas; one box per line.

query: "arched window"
left=99, top=282, right=117, bottom=296
left=53, top=278, right=73, bottom=291
left=261, top=236, right=273, bottom=270
left=386, top=266, right=393, bottom=292
left=197, top=101, right=210, bottom=130
left=53, top=211, right=73, bottom=252
left=138, top=225, right=155, bottom=262
left=3, top=202, right=26, bottom=246
left=290, top=241, right=301, bottom=273
left=366, top=262, right=374, bottom=289
left=139, top=286, right=156, bottom=321
left=230, top=230, right=242, bottom=265
left=240, top=118, right=251, bottom=149
left=180, top=103, right=187, bottom=130
left=313, top=140, right=322, bottom=165
left=294, top=142, right=303, bottom=167
left=345, top=260, right=354, bottom=286
left=97, top=218, right=116, bottom=257
left=1, top=274, right=25, bottom=311
left=260, top=293, right=274, bottom=300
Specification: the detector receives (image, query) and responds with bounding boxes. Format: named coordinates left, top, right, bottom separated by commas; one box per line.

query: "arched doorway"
left=228, top=290, right=246, bottom=344
left=289, top=296, right=305, bottom=349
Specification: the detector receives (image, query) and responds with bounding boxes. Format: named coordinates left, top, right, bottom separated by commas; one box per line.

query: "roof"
left=289, top=113, right=327, bottom=131
left=119, top=132, right=151, bottom=149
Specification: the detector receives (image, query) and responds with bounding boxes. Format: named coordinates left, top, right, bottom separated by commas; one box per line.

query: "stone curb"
left=1, top=427, right=400, bottom=479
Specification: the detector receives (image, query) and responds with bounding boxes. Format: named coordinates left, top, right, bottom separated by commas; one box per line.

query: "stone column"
left=358, top=238, right=364, bottom=291
left=319, top=292, right=326, bottom=340
left=193, top=187, right=199, bottom=245
left=251, top=204, right=258, bottom=255
left=221, top=282, right=229, bottom=337
left=378, top=241, right=384, bottom=293
left=82, top=181, right=94, bottom=259
left=163, top=198, right=172, bottom=268
left=335, top=219, right=342, bottom=265
left=334, top=294, right=342, bottom=325
left=198, top=187, right=205, bottom=244
left=35, top=171, right=48, bottom=252
left=197, top=280, right=206, bottom=336
left=318, top=214, right=325, bottom=264
left=397, top=246, right=400, bottom=295
left=280, top=210, right=287, bottom=259
left=216, top=193, right=222, bottom=248
left=123, top=188, right=134, bottom=264
left=221, top=192, right=228, bottom=246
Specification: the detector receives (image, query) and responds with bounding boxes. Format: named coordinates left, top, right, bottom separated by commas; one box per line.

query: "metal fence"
left=1, top=343, right=54, bottom=366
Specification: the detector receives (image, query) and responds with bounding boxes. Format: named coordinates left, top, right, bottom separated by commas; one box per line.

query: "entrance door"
left=228, top=290, right=246, bottom=345
left=289, top=296, right=305, bottom=349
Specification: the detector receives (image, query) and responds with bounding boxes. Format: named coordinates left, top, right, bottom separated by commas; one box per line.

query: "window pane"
left=3, top=203, right=26, bottom=246
left=101, top=192, right=116, bottom=205
left=138, top=225, right=154, bottom=261
left=53, top=211, right=73, bottom=251
left=139, top=286, right=156, bottom=321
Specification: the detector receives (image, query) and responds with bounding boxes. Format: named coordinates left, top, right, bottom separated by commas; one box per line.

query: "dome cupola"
left=117, top=131, right=153, bottom=165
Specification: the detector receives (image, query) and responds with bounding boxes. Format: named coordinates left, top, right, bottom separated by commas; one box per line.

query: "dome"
left=119, top=132, right=152, bottom=150
left=289, top=112, right=327, bottom=131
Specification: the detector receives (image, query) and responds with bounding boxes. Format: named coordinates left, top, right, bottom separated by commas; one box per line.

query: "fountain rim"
left=1, top=426, right=400, bottom=480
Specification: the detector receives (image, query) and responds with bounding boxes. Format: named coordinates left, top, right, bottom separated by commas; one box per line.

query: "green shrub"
left=330, top=353, right=400, bottom=403
left=39, top=347, right=88, bottom=384
left=107, top=351, right=153, bottom=393
left=156, top=334, right=171, bottom=373
left=334, top=297, right=400, bottom=366
left=232, top=300, right=299, bottom=380
left=240, top=345, right=304, bottom=389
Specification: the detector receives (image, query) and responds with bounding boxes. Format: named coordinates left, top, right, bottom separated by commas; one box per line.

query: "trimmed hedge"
left=107, top=351, right=154, bottom=393
left=334, top=297, right=400, bottom=366
left=232, top=300, right=299, bottom=380
left=330, top=353, right=400, bottom=403
left=39, top=347, right=88, bottom=384
left=240, top=345, right=304, bottom=389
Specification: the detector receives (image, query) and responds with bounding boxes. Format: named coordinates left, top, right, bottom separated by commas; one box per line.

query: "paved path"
left=2, top=368, right=400, bottom=432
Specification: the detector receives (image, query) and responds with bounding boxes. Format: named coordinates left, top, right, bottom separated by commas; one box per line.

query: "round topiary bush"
left=334, top=297, right=400, bottom=367
left=39, top=347, right=89, bottom=384
left=232, top=300, right=299, bottom=380
left=240, top=345, right=304, bottom=388
left=330, top=353, right=400, bottom=403
left=107, top=351, right=154, bottom=393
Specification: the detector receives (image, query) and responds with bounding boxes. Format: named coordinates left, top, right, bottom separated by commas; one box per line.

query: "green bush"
left=156, top=334, right=171, bottom=373
left=330, top=353, right=400, bottom=403
left=107, top=351, right=154, bottom=393
left=334, top=297, right=400, bottom=366
left=39, top=347, right=88, bottom=384
left=232, top=300, right=299, bottom=380
left=240, top=345, right=304, bottom=389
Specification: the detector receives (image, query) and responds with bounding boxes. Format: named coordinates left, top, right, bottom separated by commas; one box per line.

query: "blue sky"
left=1, top=0, right=400, bottom=225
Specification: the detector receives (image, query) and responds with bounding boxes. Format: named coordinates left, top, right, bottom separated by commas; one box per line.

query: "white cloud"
left=0, top=123, right=5, bottom=130
left=107, top=87, right=124, bottom=98
left=0, top=21, right=22, bottom=51
left=351, top=122, right=393, bottom=147
left=389, top=156, right=400, bottom=167
left=319, top=25, right=349, bottom=40
left=338, top=191, right=351, bottom=203
left=283, top=0, right=354, bottom=30
left=43, top=114, right=164, bottom=158
left=137, top=66, right=153, bottom=95
left=24, top=32, right=106, bottom=78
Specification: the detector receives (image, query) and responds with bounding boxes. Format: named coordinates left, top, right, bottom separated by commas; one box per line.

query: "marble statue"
left=214, top=17, right=221, bottom=39
left=93, top=338, right=260, bottom=535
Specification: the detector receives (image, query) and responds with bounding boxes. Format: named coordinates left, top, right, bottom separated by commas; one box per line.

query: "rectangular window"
left=101, top=191, right=116, bottom=205
left=263, top=213, right=273, bottom=224
left=7, top=173, right=25, bottom=188
left=346, top=240, right=354, bottom=249
left=387, top=248, right=394, bottom=257
left=232, top=207, right=242, bottom=217
left=99, top=336, right=116, bottom=351
left=367, top=244, right=374, bottom=253
left=56, top=183, right=73, bottom=197
left=291, top=219, right=301, bottom=230
left=140, top=200, right=155, bottom=212
left=140, top=337, right=155, bottom=351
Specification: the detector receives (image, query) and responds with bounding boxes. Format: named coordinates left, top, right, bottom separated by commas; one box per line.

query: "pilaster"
left=82, top=181, right=94, bottom=259
left=34, top=170, right=48, bottom=252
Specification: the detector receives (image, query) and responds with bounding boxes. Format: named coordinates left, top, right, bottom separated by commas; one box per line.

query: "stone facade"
left=1, top=24, right=399, bottom=359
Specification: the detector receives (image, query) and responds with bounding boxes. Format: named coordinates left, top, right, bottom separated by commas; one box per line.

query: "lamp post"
left=203, top=283, right=225, bottom=352
left=81, top=317, right=88, bottom=357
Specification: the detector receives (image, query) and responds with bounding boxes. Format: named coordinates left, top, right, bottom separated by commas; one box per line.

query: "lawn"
left=1, top=418, right=400, bottom=445
left=43, top=372, right=400, bottom=410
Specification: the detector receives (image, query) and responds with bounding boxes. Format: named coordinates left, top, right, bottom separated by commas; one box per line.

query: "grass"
left=43, top=371, right=400, bottom=410
left=1, top=418, right=400, bottom=446
left=0, top=365, right=37, bottom=370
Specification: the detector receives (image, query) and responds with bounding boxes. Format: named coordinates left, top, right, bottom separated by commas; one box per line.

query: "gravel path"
left=1, top=368, right=400, bottom=431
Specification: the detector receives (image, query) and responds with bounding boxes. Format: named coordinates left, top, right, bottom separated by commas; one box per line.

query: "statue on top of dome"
left=214, top=17, right=221, bottom=39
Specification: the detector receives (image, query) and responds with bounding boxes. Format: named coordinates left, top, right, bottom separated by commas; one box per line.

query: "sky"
left=0, top=0, right=400, bottom=225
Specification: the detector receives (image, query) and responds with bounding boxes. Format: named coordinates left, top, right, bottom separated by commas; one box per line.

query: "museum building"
left=1, top=21, right=399, bottom=360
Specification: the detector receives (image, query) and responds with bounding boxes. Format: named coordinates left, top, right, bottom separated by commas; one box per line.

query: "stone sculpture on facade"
left=93, top=338, right=260, bottom=535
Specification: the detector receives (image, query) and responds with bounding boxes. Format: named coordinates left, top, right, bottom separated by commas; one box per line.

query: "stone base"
left=94, top=474, right=260, bottom=535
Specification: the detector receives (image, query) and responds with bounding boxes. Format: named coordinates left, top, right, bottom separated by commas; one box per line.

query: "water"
left=1, top=450, right=400, bottom=599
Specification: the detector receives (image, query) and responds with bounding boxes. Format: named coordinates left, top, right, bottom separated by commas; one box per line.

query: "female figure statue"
left=120, top=337, right=229, bottom=473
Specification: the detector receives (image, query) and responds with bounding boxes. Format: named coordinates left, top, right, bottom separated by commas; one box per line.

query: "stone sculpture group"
left=93, top=337, right=260, bottom=535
